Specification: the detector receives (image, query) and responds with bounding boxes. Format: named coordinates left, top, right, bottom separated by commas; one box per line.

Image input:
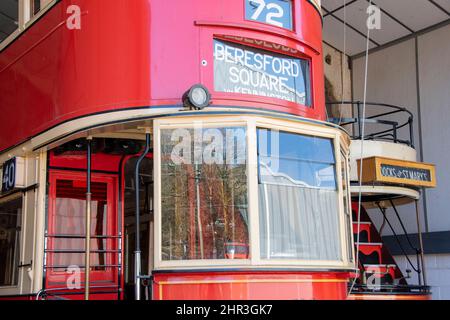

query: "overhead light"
left=183, top=84, right=211, bottom=110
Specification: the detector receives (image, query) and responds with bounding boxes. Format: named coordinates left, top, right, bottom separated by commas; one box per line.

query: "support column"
left=85, top=137, right=93, bottom=300
left=415, top=199, right=427, bottom=286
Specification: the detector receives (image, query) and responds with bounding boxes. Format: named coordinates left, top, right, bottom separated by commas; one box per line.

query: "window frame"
left=154, top=115, right=354, bottom=270
left=0, top=194, right=24, bottom=291
left=340, top=141, right=355, bottom=263
left=154, top=117, right=253, bottom=269
left=0, top=0, right=58, bottom=52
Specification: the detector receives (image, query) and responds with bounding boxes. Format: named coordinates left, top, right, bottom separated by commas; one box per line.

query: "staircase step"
left=363, top=264, right=397, bottom=283
left=350, top=201, right=411, bottom=292
left=358, top=251, right=381, bottom=265
left=352, top=221, right=371, bottom=227
left=354, top=230, right=370, bottom=243
left=352, top=222, right=372, bottom=242
left=355, top=242, right=383, bottom=247
left=357, top=243, right=383, bottom=265
left=363, top=264, right=396, bottom=269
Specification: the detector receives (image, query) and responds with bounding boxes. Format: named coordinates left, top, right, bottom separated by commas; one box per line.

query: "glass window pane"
left=0, top=197, right=22, bottom=286
left=258, top=129, right=336, bottom=189
left=160, top=127, right=249, bottom=261
left=0, top=0, right=19, bottom=43
left=51, top=180, right=109, bottom=270
left=257, top=129, right=341, bottom=261
left=214, top=39, right=312, bottom=106
left=30, top=0, right=53, bottom=17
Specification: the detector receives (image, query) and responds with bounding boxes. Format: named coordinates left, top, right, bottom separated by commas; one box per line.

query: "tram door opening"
left=123, top=156, right=154, bottom=300
left=46, top=170, right=119, bottom=299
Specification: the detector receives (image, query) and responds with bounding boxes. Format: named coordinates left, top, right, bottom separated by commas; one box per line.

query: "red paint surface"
left=45, top=170, right=119, bottom=294
left=154, top=271, right=351, bottom=300
left=0, top=0, right=324, bottom=152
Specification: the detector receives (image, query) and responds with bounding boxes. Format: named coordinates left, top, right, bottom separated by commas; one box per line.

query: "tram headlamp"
left=183, top=84, right=211, bottom=110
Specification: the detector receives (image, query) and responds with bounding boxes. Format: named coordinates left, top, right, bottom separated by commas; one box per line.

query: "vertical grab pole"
left=135, top=130, right=151, bottom=300
left=409, top=116, right=415, bottom=148
left=415, top=200, right=427, bottom=286
left=357, top=102, right=362, bottom=139
left=85, top=137, right=93, bottom=300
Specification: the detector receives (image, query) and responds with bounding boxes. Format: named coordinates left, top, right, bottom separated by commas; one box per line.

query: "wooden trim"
left=357, top=156, right=437, bottom=188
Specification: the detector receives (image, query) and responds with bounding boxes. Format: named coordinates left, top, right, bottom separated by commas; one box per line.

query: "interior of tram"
left=39, top=115, right=353, bottom=300
left=44, top=136, right=154, bottom=299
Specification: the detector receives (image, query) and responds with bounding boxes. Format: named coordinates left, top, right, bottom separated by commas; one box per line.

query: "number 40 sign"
left=1, top=157, right=25, bottom=194
left=245, top=0, right=293, bottom=30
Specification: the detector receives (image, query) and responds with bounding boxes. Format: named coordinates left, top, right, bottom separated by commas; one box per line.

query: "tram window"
left=51, top=180, right=109, bottom=270
left=0, top=0, right=19, bottom=44
left=160, top=127, right=249, bottom=261
left=257, top=129, right=341, bottom=261
left=30, top=0, right=53, bottom=17
left=0, top=197, right=22, bottom=287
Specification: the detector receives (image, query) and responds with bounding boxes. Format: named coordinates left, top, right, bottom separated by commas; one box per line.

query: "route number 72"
left=247, top=0, right=292, bottom=29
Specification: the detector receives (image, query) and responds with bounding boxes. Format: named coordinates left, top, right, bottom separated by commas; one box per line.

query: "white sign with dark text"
left=214, top=40, right=310, bottom=106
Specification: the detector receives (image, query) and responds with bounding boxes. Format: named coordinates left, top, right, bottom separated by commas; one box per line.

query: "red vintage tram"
left=1, top=0, right=358, bottom=300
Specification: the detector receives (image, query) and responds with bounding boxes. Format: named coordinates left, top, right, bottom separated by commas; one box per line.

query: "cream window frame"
left=153, top=115, right=354, bottom=271
left=340, top=144, right=355, bottom=263
left=0, top=0, right=58, bottom=52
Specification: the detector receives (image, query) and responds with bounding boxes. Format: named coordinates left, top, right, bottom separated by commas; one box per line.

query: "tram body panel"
left=153, top=271, right=350, bottom=300
left=0, top=1, right=360, bottom=301
left=0, top=0, right=324, bottom=153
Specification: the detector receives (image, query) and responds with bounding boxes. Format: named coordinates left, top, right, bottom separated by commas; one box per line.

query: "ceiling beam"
left=367, top=0, right=415, bottom=33
left=351, top=18, right=450, bottom=59
left=428, top=0, right=450, bottom=16
left=322, top=5, right=380, bottom=47
left=323, top=0, right=359, bottom=18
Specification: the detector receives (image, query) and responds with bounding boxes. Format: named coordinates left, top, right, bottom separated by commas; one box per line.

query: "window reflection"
left=160, top=127, right=249, bottom=260
left=257, top=129, right=341, bottom=261
left=0, top=198, right=22, bottom=286
left=51, top=180, right=109, bottom=270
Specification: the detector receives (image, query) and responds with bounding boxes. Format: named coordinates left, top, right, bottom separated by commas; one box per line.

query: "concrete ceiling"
left=0, top=0, right=18, bottom=43
left=322, top=0, right=450, bottom=57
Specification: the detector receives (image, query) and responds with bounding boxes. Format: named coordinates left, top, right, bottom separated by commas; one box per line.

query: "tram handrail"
left=326, top=101, right=415, bottom=148
left=376, top=203, right=422, bottom=284
left=36, top=285, right=120, bottom=300
left=351, top=283, right=431, bottom=294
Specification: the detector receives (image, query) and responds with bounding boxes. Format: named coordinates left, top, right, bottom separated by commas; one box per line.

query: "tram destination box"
left=357, top=156, right=436, bottom=188
left=1, top=157, right=26, bottom=194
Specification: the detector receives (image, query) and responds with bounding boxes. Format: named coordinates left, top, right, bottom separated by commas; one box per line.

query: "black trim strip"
left=383, top=231, right=450, bottom=255
left=25, top=105, right=348, bottom=153
left=48, top=166, right=119, bottom=176
left=428, top=0, right=450, bottom=16
left=369, top=0, right=415, bottom=33
left=0, top=105, right=180, bottom=154
left=152, top=268, right=356, bottom=274
left=0, top=183, right=39, bottom=200
left=323, top=0, right=358, bottom=18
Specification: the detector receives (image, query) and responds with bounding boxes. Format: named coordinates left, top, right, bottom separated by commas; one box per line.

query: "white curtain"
left=259, top=183, right=341, bottom=261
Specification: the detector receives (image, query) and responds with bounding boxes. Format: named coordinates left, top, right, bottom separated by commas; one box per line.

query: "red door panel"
left=45, top=170, right=119, bottom=297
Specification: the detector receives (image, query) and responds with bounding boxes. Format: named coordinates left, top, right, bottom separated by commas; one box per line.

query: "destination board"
left=214, top=39, right=311, bottom=106
left=357, top=156, right=436, bottom=188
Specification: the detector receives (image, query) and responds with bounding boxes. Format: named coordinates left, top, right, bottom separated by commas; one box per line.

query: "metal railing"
left=326, top=101, right=415, bottom=148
